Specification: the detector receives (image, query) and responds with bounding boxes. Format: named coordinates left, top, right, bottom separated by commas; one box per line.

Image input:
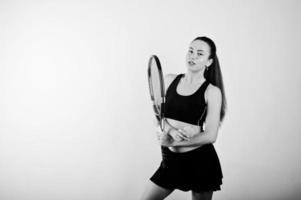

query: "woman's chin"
left=186, top=65, right=204, bottom=73
left=187, top=66, right=200, bottom=72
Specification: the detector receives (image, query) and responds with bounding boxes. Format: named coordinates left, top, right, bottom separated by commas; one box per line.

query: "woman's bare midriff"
left=166, top=118, right=202, bottom=153
left=168, top=146, right=201, bottom=153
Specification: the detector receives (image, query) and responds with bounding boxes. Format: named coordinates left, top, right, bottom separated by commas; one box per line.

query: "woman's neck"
left=183, top=70, right=206, bottom=84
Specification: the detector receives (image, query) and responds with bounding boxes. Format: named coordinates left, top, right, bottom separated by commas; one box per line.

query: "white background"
left=0, top=0, right=300, bottom=199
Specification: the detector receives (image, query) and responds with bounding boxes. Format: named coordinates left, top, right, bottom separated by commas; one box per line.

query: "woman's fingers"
left=174, top=134, right=183, bottom=142
left=182, top=126, right=200, bottom=137
left=168, top=129, right=181, bottom=141
left=156, top=131, right=161, bottom=140
left=177, top=129, right=190, bottom=140
left=169, top=129, right=190, bottom=141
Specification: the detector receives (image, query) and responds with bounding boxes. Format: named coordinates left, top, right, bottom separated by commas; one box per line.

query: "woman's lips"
left=188, top=61, right=195, bottom=65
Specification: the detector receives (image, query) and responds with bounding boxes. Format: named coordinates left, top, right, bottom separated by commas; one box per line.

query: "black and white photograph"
left=0, top=1, right=300, bottom=199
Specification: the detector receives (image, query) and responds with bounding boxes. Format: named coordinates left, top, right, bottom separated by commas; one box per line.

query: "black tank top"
left=164, top=74, right=209, bottom=126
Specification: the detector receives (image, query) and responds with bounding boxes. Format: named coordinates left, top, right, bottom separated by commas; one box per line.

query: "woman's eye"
left=188, top=50, right=193, bottom=54
left=197, top=53, right=203, bottom=56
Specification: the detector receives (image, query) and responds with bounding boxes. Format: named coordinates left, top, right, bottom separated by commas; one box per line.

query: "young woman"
left=141, top=36, right=226, bottom=200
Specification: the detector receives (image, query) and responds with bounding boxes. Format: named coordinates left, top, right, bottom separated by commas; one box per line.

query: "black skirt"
left=150, top=144, right=223, bottom=192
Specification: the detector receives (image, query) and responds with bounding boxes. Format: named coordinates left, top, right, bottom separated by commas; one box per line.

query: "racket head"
left=147, top=55, right=166, bottom=129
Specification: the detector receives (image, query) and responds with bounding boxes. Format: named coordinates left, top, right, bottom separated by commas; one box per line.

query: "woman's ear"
left=206, top=58, right=213, bottom=68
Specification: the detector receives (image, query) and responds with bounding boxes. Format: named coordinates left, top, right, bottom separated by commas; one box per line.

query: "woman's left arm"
left=171, top=86, right=222, bottom=147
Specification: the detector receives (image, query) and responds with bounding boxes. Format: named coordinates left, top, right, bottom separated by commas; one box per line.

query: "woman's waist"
left=168, top=146, right=201, bottom=153
left=161, top=143, right=214, bottom=158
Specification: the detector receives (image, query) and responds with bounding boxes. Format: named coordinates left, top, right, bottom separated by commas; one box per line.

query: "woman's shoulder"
left=205, top=83, right=222, bottom=102
left=164, top=73, right=180, bottom=91
left=164, top=73, right=178, bottom=81
left=165, top=73, right=179, bottom=84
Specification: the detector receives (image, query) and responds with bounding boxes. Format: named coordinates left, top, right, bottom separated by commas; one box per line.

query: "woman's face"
left=186, top=40, right=213, bottom=72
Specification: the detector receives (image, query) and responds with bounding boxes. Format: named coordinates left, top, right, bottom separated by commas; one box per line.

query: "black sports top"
left=164, top=74, right=209, bottom=126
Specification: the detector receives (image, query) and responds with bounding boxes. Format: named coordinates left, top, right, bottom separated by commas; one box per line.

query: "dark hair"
left=193, top=36, right=227, bottom=122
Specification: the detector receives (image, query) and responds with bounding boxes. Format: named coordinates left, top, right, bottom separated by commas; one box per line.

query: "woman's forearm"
left=157, top=119, right=208, bottom=147
left=171, top=131, right=214, bottom=147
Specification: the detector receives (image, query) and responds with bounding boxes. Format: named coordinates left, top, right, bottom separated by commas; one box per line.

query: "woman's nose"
left=190, top=54, right=197, bottom=60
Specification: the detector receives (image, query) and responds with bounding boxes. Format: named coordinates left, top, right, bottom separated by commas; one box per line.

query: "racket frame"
left=147, top=55, right=166, bottom=131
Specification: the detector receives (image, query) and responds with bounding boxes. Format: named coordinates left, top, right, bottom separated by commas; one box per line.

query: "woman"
left=141, top=36, right=226, bottom=200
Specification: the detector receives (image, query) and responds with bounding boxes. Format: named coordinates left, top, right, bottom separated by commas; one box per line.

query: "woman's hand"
left=180, top=125, right=200, bottom=137
left=168, top=128, right=190, bottom=142
left=155, top=123, right=195, bottom=147
left=156, top=127, right=173, bottom=146
left=156, top=125, right=189, bottom=146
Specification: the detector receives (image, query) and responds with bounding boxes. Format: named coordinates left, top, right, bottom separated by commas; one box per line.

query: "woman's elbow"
left=210, top=137, right=217, bottom=144
left=207, top=132, right=218, bottom=144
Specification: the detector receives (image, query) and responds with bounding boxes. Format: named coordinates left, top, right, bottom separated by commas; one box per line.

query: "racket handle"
left=154, top=115, right=164, bottom=131
left=160, top=119, right=165, bottom=131
left=155, top=115, right=160, bottom=122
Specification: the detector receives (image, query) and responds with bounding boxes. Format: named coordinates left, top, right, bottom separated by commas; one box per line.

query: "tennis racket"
left=147, top=55, right=166, bottom=131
